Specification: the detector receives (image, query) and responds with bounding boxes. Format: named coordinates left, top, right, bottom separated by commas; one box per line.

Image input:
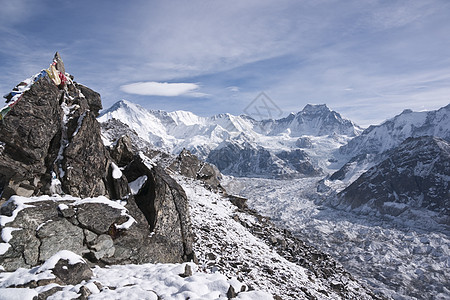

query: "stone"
left=123, top=156, right=194, bottom=262
left=53, top=52, right=65, bottom=74
left=78, top=286, right=92, bottom=300
left=106, top=162, right=131, bottom=201
left=62, top=112, right=109, bottom=198
left=0, top=76, right=62, bottom=200
left=227, top=285, right=237, bottom=299
left=38, top=286, right=64, bottom=300
left=76, top=203, right=125, bottom=235
left=36, top=219, right=86, bottom=262
left=179, top=264, right=193, bottom=278
left=52, top=258, right=93, bottom=285
left=76, top=83, right=102, bottom=117
left=83, top=229, right=98, bottom=245
left=228, top=195, right=248, bottom=210
left=109, top=135, right=135, bottom=167
left=91, top=234, right=115, bottom=260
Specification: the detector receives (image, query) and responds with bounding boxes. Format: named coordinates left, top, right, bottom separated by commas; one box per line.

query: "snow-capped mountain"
left=98, top=100, right=361, bottom=177
left=326, top=104, right=450, bottom=190
left=337, top=136, right=450, bottom=220
left=340, top=104, right=450, bottom=157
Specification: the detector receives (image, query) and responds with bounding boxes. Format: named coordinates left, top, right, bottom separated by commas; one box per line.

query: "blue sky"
left=1, top=0, right=449, bottom=127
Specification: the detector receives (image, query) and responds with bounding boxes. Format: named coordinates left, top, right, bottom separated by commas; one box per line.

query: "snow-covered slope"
left=326, top=104, right=450, bottom=190
left=177, top=175, right=380, bottom=299
left=340, top=104, right=450, bottom=157
left=98, top=100, right=361, bottom=177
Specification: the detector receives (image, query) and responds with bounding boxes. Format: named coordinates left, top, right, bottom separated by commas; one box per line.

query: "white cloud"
left=120, top=82, right=202, bottom=97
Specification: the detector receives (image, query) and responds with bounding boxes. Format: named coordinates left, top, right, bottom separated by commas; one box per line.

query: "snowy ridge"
left=336, top=136, right=450, bottom=219
left=340, top=104, right=450, bottom=157
left=99, top=100, right=360, bottom=176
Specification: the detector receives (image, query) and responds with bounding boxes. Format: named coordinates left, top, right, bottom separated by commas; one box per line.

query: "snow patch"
left=0, top=243, right=11, bottom=255
left=129, top=175, right=148, bottom=195
left=0, top=288, right=38, bottom=300
left=110, top=162, right=123, bottom=179
left=1, top=227, right=21, bottom=243
left=36, top=250, right=85, bottom=273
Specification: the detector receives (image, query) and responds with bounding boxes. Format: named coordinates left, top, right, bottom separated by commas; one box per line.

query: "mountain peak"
left=301, top=104, right=330, bottom=114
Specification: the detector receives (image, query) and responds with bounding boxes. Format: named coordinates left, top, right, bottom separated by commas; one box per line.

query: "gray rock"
left=169, top=149, right=223, bottom=191
left=51, top=258, right=93, bottom=285
left=38, top=286, right=64, bottom=300
left=179, top=264, right=193, bottom=278
left=91, top=234, right=115, bottom=260
left=109, top=135, right=135, bottom=167
left=123, top=156, right=195, bottom=262
left=76, top=203, right=126, bottom=235
left=0, top=75, right=62, bottom=200
left=76, top=83, right=102, bottom=117
left=83, top=229, right=98, bottom=245
left=53, top=52, right=65, bottom=74
left=227, top=285, right=237, bottom=299
left=37, top=219, right=86, bottom=262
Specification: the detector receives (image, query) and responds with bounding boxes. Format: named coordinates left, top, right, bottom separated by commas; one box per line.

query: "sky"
left=0, top=0, right=449, bottom=127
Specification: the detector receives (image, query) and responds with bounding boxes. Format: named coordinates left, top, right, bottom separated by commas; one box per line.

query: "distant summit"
left=99, top=101, right=361, bottom=177
left=340, top=103, right=450, bottom=157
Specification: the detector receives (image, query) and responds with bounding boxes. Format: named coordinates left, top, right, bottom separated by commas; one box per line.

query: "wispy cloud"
left=120, top=82, right=204, bottom=97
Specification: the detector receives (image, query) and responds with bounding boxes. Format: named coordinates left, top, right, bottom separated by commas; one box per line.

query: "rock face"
left=338, top=136, right=450, bottom=218
left=0, top=54, right=108, bottom=199
left=0, top=54, right=194, bottom=271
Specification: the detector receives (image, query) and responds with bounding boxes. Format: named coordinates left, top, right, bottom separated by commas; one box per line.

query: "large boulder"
left=0, top=59, right=110, bottom=200
left=123, top=154, right=195, bottom=262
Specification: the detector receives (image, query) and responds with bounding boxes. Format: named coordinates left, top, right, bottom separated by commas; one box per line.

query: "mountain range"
left=99, top=100, right=361, bottom=178
left=100, top=100, right=450, bottom=221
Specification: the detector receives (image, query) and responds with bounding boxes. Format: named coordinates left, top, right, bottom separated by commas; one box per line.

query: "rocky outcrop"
left=169, top=149, right=223, bottom=191
left=0, top=53, right=109, bottom=199
left=0, top=54, right=195, bottom=271
left=0, top=187, right=193, bottom=271
left=338, top=136, right=450, bottom=219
